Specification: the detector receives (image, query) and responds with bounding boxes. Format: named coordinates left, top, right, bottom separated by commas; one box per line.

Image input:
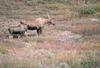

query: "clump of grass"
left=69, top=51, right=98, bottom=68
left=46, top=3, right=66, bottom=10
left=96, top=12, right=100, bottom=19
left=0, top=46, right=8, bottom=54
left=0, top=62, right=38, bottom=68
left=94, top=3, right=100, bottom=12
left=70, top=59, right=96, bottom=68
left=25, top=0, right=54, bottom=6
left=80, top=60, right=96, bottom=68
left=79, top=7, right=96, bottom=15
left=81, top=29, right=93, bottom=36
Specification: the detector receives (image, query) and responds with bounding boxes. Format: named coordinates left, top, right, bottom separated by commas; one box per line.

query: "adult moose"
left=20, top=15, right=55, bottom=35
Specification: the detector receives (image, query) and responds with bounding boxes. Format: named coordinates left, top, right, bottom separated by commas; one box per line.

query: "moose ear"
left=47, top=14, right=52, bottom=20
left=47, top=15, right=55, bottom=20
left=20, top=20, right=26, bottom=25
left=20, top=21, right=23, bottom=24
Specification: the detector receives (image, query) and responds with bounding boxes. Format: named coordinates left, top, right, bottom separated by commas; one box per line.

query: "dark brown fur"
left=20, top=17, right=55, bottom=35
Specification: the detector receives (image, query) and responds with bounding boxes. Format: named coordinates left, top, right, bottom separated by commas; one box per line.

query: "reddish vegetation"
left=34, top=43, right=81, bottom=51
left=65, top=19, right=100, bottom=35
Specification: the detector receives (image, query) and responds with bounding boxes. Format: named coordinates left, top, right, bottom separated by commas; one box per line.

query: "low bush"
left=79, top=7, right=96, bottom=15
left=46, top=3, right=66, bottom=10
left=24, top=0, right=68, bottom=6
left=94, top=3, right=100, bottom=12
left=69, top=58, right=97, bottom=68
left=0, top=46, right=8, bottom=54
left=96, top=13, right=100, bottom=19
left=79, top=60, right=96, bottom=68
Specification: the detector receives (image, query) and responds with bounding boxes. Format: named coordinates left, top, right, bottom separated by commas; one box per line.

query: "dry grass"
left=66, top=19, right=100, bottom=35
left=0, top=46, right=8, bottom=54
left=46, top=3, right=67, bottom=10
left=0, top=0, right=100, bottom=68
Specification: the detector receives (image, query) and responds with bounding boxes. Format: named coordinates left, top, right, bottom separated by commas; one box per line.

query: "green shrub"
left=80, top=60, right=96, bottom=68
left=0, top=46, right=8, bottom=54
left=96, top=13, right=100, bottom=19
left=46, top=3, right=66, bottom=9
left=43, top=0, right=68, bottom=3
left=25, top=0, right=66, bottom=6
left=25, top=0, right=46, bottom=6
left=94, top=3, right=100, bottom=12
left=70, top=60, right=96, bottom=68
left=81, top=29, right=93, bottom=36
left=79, top=7, right=96, bottom=15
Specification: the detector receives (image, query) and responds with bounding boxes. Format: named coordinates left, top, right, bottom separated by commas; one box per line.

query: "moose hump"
left=21, top=17, right=52, bottom=27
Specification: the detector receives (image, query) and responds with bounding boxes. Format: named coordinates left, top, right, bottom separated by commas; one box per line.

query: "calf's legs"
left=37, top=27, right=42, bottom=35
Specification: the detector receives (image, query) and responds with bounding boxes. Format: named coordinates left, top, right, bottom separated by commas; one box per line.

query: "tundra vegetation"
left=0, top=0, right=100, bottom=68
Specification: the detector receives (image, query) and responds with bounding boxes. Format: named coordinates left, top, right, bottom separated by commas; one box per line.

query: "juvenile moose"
left=8, top=24, right=27, bottom=38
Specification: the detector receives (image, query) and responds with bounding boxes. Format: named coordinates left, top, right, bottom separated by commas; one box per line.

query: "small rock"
left=90, top=18, right=99, bottom=22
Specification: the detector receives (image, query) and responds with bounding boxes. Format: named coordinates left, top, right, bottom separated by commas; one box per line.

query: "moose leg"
left=37, top=29, right=40, bottom=35
left=39, top=27, right=42, bottom=34
left=20, top=32, right=25, bottom=37
left=37, top=27, right=42, bottom=35
left=13, top=34, right=19, bottom=38
left=37, top=29, right=39, bottom=35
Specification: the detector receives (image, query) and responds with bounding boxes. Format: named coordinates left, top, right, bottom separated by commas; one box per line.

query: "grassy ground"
left=0, top=0, right=100, bottom=68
